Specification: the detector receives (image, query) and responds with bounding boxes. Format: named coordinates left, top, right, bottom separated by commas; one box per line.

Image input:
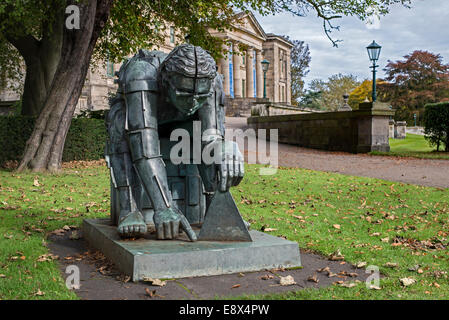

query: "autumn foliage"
left=379, top=50, right=449, bottom=122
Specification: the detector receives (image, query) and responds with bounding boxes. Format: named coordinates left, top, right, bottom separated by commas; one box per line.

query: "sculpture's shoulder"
left=117, top=49, right=168, bottom=94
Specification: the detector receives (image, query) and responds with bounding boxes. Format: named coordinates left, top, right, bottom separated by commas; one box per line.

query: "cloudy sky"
left=254, top=0, right=449, bottom=87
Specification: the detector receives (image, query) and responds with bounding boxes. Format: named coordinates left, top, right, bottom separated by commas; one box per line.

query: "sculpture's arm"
left=119, top=54, right=196, bottom=241
left=197, top=74, right=244, bottom=193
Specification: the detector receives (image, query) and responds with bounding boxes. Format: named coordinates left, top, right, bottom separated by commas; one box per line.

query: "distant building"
left=0, top=12, right=292, bottom=117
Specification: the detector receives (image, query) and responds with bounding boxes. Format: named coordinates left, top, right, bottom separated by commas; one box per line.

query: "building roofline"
left=266, top=33, right=294, bottom=48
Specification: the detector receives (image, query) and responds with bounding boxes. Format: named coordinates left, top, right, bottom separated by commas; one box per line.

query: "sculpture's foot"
left=118, top=211, right=147, bottom=238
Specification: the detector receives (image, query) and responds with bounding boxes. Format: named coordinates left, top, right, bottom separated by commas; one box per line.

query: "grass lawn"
left=371, top=133, right=449, bottom=160
left=1, top=162, right=449, bottom=300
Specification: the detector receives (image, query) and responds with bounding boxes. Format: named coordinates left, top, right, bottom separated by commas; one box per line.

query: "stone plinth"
left=83, top=219, right=301, bottom=281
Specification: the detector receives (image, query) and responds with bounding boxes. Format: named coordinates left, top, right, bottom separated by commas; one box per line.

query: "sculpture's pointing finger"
left=163, top=222, right=172, bottom=239
left=156, top=224, right=164, bottom=239
left=179, top=215, right=197, bottom=242
left=171, top=221, right=179, bottom=238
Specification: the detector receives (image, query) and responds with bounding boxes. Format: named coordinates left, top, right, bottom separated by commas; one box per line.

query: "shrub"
left=0, top=116, right=107, bottom=164
left=423, top=102, right=449, bottom=152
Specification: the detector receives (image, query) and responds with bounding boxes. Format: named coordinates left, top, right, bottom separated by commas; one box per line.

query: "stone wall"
left=224, top=96, right=257, bottom=117
left=251, top=102, right=309, bottom=117
left=247, top=102, right=395, bottom=153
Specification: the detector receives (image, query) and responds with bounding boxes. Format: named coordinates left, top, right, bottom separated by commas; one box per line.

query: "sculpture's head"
left=160, top=44, right=216, bottom=115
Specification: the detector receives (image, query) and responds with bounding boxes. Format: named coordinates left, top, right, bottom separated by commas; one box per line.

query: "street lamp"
left=261, top=59, right=270, bottom=99
left=366, top=40, right=382, bottom=102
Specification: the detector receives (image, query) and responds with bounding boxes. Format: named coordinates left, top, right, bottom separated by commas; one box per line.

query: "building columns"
left=220, top=43, right=230, bottom=96
left=246, top=48, right=255, bottom=98
left=255, top=49, right=264, bottom=98
left=233, top=43, right=242, bottom=98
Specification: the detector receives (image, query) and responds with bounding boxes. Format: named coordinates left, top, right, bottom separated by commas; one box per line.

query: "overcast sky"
left=254, top=0, right=449, bottom=87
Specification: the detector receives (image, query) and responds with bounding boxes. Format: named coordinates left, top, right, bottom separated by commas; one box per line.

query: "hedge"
left=0, top=116, right=107, bottom=164
left=423, top=102, right=449, bottom=152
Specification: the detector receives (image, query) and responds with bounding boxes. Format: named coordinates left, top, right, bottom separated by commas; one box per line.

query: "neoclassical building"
left=0, top=12, right=292, bottom=117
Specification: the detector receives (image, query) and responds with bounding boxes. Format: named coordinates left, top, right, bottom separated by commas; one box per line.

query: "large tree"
left=0, top=0, right=414, bottom=172
left=306, top=73, right=360, bottom=111
left=288, top=38, right=311, bottom=105
left=379, top=50, right=449, bottom=121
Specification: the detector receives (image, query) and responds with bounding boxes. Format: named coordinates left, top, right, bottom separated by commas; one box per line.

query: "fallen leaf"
left=33, top=178, right=41, bottom=187
left=145, top=288, right=156, bottom=297
left=384, top=262, right=399, bottom=268
left=263, top=228, right=277, bottom=232
left=330, top=250, right=345, bottom=261
left=34, top=289, right=45, bottom=296
left=307, top=274, right=319, bottom=283
left=356, top=262, right=367, bottom=268
left=37, top=254, right=59, bottom=262
left=369, top=285, right=381, bottom=290
left=260, top=274, right=274, bottom=280
left=333, top=224, right=341, bottom=230
left=317, top=266, right=330, bottom=273
left=142, top=277, right=166, bottom=287
left=400, top=277, right=416, bottom=287
left=231, top=284, right=241, bottom=289
left=338, top=282, right=356, bottom=288
left=408, top=264, right=420, bottom=272
left=280, top=275, right=296, bottom=286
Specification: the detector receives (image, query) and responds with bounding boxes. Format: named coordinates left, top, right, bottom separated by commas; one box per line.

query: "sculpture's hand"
left=153, top=207, right=197, bottom=241
left=217, top=140, right=245, bottom=192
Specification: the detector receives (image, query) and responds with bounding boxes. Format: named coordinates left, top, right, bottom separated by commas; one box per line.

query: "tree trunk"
left=17, top=0, right=112, bottom=172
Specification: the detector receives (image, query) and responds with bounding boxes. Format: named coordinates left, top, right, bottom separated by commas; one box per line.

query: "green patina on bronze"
left=105, top=44, right=249, bottom=241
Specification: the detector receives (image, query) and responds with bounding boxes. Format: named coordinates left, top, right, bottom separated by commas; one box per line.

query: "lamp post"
left=366, top=40, right=382, bottom=102
left=261, top=59, right=270, bottom=99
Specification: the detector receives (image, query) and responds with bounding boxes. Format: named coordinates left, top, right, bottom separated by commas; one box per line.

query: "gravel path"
left=225, top=117, right=449, bottom=189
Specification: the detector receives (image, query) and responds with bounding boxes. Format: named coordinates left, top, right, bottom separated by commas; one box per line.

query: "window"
left=106, top=59, right=114, bottom=77
left=242, top=54, right=245, bottom=65
left=242, top=79, right=246, bottom=98
left=170, top=27, right=175, bottom=44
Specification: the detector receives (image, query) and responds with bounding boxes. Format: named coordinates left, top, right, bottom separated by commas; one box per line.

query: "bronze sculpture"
left=105, top=44, right=248, bottom=241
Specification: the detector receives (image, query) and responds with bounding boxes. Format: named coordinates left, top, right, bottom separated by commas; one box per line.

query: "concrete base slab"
left=83, top=219, right=301, bottom=281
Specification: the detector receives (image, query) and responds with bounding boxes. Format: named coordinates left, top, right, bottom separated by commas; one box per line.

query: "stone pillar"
left=246, top=48, right=254, bottom=99
left=220, top=49, right=230, bottom=96
left=233, top=43, right=242, bottom=98
left=286, top=51, right=291, bottom=104
left=389, top=119, right=395, bottom=139
left=255, top=49, right=263, bottom=98
left=395, top=121, right=407, bottom=139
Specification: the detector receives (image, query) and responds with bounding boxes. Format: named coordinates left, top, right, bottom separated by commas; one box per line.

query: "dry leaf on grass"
left=330, top=250, right=345, bottom=261
left=37, top=254, right=59, bottom=262
left=400, top=277, right=416, bottom=287
left=34, top=289, right=45, bottom=296
left=355, top=261, right=367, bottom=268
left=280, top=275, right=296, bottom=286
left=338, top=282, right=357, bottom=288
left=368, top=285, right=381, bottom=290
left=384, top=262, right=399, bottom=268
